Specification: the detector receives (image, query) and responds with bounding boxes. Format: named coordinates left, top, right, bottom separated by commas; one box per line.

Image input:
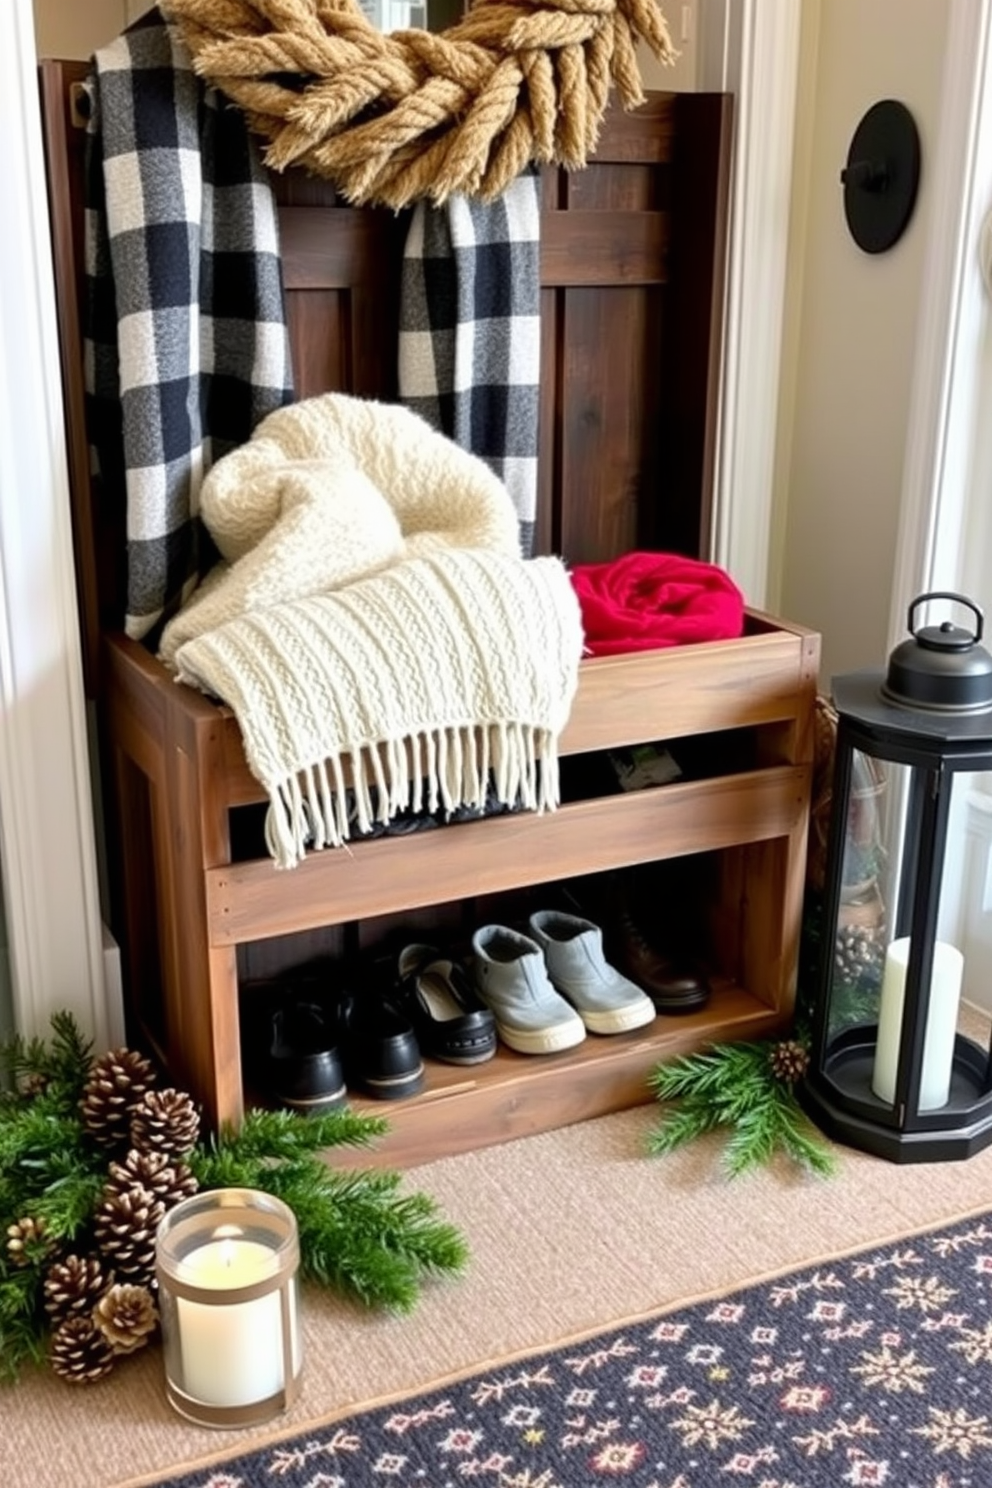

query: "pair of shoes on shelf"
left=339, top=942, right=500, bottom=1095
left=249, top=969, right=426, bottom=1108
left=397, top=945, right=498, bottom=1066
left=259, top=943, right=498, bottom=1108
left=471, top=911, right=656, bottom=1056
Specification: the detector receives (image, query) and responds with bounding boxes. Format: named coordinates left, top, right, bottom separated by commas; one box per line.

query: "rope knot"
left=161, top=0, right=676, bottom=207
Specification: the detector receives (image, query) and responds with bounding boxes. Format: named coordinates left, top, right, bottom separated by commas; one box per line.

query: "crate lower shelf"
left=324, top=981, right=793, bottom=1169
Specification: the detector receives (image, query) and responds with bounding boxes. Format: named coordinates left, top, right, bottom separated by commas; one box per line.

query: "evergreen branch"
left=771, top=1093, right=838, bottom=1177
left=645, top=1099, right=723, bottom=1156
left=647, top=1031, right=840, bottom=1181
left=0, top=1010, right=93, bottom=1106
left=31, top=1171, right=107, bottom=1239
left=647, top=1041, right=772, bottom=1102
left=195, top=1107, right=390, bottom=1172
left=187, top=1113, right=468, bottom=1312
left=721, top=1100, right=781, bottom=1177
left=260, top=1164, right=469, bottom=1310
left=0, top=1269, right=46, bottom=1383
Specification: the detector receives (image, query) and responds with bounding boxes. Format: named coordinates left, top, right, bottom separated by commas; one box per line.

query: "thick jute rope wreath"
left=160, top=0, right=676, bottom=209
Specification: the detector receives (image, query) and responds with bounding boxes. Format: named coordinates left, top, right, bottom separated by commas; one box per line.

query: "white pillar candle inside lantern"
left=156, top=1189, right=302, bottom=1428
left=872, top=937, right=964, bottom=1110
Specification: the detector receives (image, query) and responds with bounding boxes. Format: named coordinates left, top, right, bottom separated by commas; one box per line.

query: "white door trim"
left=889, top=2, right=992, bottom=640
left=698, top=0, right=804, bottom=609
left=1, top=0, right=110, bottom=1046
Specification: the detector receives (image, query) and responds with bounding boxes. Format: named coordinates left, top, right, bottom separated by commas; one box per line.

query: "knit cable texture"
left=159, top=0, right=677, bottom=209
left=172, top=549, right=584, bottom=868
left=160, top=392, right=583, bottom=867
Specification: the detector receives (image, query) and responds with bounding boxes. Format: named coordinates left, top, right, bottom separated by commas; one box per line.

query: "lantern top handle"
left=908, top=592, right=984, bottom=647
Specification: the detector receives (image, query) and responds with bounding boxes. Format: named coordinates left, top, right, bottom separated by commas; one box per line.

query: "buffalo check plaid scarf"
left=398, top=168, right=541, bottom=558
left=83, top=7, right=293, bottom=643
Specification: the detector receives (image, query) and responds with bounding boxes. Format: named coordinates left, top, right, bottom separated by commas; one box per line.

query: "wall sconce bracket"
left=841, top=99, right=921, bottom=254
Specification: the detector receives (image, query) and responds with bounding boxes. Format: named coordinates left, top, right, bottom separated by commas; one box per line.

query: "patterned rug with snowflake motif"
left=145, top=1209, right=992, bottom=1488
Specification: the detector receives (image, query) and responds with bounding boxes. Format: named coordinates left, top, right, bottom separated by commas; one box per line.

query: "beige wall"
left=33, top=0, right=149, bottom=58
left=773, top=0, right=949, bottom=684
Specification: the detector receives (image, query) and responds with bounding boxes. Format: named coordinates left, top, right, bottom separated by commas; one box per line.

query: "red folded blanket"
left=570, top=551, right=745, bottom=657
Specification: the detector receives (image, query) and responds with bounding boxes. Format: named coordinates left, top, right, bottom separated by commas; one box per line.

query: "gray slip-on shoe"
left=471, top=925, right=586, bottom=1055
left=529, top=910, right=656, bottom=1035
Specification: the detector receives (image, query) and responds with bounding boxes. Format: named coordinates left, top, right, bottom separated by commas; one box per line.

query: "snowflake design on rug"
left=154, top=1211, right=992, bottom=1488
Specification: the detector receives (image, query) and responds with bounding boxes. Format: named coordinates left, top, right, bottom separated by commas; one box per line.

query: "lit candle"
left=176, top=1232, right=288, bottom=1408
left=871, top=937, right=964, bottom=1110
left=156, top=1189, right=302, bottom=1427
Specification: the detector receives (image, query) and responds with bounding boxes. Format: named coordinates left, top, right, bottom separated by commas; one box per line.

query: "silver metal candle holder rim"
left=165, top=1384, right=298, bottom=1430
left=155, top=1187, right=300, bottom=1280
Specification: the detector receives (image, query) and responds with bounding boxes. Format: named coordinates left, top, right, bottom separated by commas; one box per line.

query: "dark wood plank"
left=38, top=59, right=102, bottom=693
left=591, top=95, right=678, bottom=163
left=654, top=91, right=735, bottom=556
left=557, top=284, right=663, bottom=560
left=541, top=210, right=669, bottom=286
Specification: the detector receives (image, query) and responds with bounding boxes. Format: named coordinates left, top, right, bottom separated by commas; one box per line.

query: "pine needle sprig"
left=773, top=1101, right=838, bottom=1178
left=0, top=1010, right=94, bottom=1106
left=647, top=1038, right=837, bottom=1179
left=0, top=1102, right=106, bottom=1243
left=192, top=1107, right=389, bottom=1174
left=644, top=1101, right=723, bottom=1156
left=648, top=1042, right=769, bottom=1102
left=0, top=1268, right=46, bottom=1383
left=191, top=1124, right=469, bottom=1312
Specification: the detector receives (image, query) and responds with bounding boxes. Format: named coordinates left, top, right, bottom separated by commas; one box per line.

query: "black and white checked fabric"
left=83, top=7, right=293, bottom=643
left=398, top=169, right=541, bottom=558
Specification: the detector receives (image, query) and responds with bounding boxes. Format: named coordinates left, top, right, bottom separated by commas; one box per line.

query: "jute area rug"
left=6, top=1102, right=992, bottom=1488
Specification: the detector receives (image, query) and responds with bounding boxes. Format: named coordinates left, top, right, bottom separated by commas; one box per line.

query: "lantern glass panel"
left=827, top=746, right=891, bottom=1049
left=821, top=748, right=992, bottom=1124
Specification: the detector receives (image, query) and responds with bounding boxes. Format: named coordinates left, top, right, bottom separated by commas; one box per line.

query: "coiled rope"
left=161, top=0, right=676, bottom=209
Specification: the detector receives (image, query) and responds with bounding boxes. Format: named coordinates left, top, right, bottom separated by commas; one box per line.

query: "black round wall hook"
left=841, top=99, right=921, bottom=254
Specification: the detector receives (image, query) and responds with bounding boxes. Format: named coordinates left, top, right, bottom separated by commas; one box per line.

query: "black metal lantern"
left=800, top=591, right=992, bottom=1162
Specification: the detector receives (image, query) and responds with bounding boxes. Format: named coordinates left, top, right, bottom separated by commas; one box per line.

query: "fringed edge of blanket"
left=264, top=722, right=562, bottom=869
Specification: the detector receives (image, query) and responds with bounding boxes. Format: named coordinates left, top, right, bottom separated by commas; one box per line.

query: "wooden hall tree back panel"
left=38, top=59, right=819, bottom=1166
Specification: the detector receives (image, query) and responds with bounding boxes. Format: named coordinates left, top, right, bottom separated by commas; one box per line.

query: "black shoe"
left=397, top=944, right=498, bottom=1065
left=336, top=989, right=425, bottom=1101
left=266, top=999, right=348, bottom=1113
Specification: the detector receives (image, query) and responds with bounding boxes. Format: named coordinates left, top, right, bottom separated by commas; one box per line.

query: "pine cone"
left=93, top=1282, right=158, bottom=1354
left=43, top=1254, right=111, bottom=1324
left=129, top=1088, right=201, bottom=1159
left=92, top=1186, right=165, bottom=1286
left=19, top=1070, right=49, bottom=1098
left=49, top=1315, right=115, bottom=1384
left=80, top=1047, right=157, bottom=1150
left=105, top=1148, right=199, bottom=1210
left=769, top=1039, right=810, bottom=1084
left=834, top=924, right=885, bottom=989
left=6, top=1216, right=55, bottom=1268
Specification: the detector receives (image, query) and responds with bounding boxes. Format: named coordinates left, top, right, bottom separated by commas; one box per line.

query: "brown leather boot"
left=612, top=906, right=711, bottom=1012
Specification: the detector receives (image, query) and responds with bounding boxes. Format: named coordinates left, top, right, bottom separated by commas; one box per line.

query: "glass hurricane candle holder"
left=155, top=1188, right=302, bottom=1428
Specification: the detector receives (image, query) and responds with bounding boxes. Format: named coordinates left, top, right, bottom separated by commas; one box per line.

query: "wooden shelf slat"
left=131, top=617, right=815, bottom=812
left=207, top=764, right=809, bottom=947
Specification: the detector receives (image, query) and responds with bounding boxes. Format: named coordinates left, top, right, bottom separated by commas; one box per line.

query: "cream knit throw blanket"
left=160, top=393, right=583, bottom=868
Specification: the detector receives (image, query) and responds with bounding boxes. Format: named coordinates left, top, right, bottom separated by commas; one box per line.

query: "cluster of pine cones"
left=5, top=1048, right=201, bottom=1384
